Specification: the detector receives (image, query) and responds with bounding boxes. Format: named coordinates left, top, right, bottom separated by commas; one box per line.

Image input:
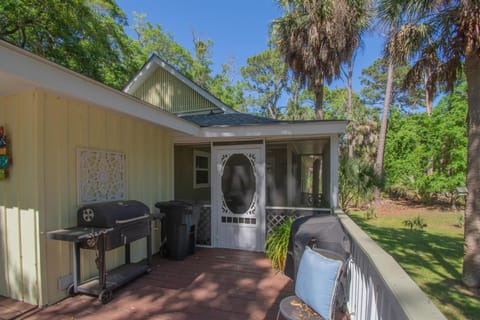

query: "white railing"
left=337, top=211, right=446, bottom=320
left=263, top=207, right=446, bottom=320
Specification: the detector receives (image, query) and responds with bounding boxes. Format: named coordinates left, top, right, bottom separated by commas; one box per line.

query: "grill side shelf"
left=47, top=227, right=114, bottom=242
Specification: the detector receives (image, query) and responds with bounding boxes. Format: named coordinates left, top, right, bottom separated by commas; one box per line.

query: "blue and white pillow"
left=295, top=246, right=344, bottom=319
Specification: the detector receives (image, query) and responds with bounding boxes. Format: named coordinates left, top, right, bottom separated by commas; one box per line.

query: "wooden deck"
left=0, top=297, right=36, bottom=320
left=18, top=248, right=294, bottom=320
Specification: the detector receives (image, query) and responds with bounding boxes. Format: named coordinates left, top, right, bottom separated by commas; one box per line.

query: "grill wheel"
left=99, top=288, right=113, bottom=304
left=67, top=284, right=75, bottom=297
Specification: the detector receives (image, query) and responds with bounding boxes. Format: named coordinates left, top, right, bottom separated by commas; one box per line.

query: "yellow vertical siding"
left=133, top=67, right=221, bottom=114
left=40, top=91, right=174, bottom=304
left=5, top=208, right=22, bottom=300
left=1, top=90, right=174, bottom=305
left=0, top=207, right=5, bottom=295
left=0, top=91, right=41, bottom=304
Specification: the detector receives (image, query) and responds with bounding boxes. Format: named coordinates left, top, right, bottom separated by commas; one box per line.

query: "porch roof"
left=0, top=40, right=347, bottom=142
left=182, top=112, right=280, bottom=126
left=174, top=119, right=347, bottom=143
left=182, top=112, right=346, bottom=128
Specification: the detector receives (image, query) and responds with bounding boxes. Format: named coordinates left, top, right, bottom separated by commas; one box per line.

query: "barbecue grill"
left=47, top=200, right=161, bottom=304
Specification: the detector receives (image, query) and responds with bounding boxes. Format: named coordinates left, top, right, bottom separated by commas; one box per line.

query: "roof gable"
left=123, top=55, right=236, bottom=115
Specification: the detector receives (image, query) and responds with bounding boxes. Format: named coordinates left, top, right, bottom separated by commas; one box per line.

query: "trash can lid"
left=155, top=200, right=193, bottom=209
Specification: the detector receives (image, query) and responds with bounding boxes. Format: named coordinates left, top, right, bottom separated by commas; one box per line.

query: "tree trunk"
left=424, top=71, right=433, bottom=116
left=269, top=89, right=282, bottom=119
left=286, top=80, right=303, bottom=120
left=347, top=60, right=355, bottom=158
left=268, top=104, right=278, bottom=119
left=290, top=81, right=300, bottom=120
left=374, top=56, right=394, bottom=201
left=314, top=80, right=324, bottom=120
left=347, top=60, right=353, bottom=117
left=425, top=71, right=435, bottom=175
left=463, top=52, right=480, bottom=288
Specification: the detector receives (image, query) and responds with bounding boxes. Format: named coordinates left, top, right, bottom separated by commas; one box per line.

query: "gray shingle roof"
left=180, top=112, right=346, bottom=128
left=181, top=113, right=282, bottom=127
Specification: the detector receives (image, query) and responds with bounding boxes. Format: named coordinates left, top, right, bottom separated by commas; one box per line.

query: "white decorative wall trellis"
left=77, top=148, right=126, bottom=204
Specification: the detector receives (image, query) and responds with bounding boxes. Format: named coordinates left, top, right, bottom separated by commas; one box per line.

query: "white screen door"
left=212, top=144, right=265, bottom=251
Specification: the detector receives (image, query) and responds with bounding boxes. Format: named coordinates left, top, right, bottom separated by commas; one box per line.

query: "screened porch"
left=172, top=138, right=335, bottom=247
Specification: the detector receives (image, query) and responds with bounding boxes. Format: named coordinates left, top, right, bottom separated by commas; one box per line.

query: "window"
left=194, top=150, right=210, bottom=188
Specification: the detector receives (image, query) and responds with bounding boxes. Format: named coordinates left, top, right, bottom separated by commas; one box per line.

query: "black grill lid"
left=284, top=215, right=351, bottom=280
left=78, top=200, right=150, bottom=227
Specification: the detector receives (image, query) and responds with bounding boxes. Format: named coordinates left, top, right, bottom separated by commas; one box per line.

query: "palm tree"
left=378, top=0, right=480, bottom=288
left=339, top=155, right=382, bottom=210
left=271, top=0, right=370, bottom=119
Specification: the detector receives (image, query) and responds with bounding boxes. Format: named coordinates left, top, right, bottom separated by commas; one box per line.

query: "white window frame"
left=193, top=150, right=210, bottom=188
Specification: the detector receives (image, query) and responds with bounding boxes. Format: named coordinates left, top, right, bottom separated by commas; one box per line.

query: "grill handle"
left=115, top=215, right=150, bottom=224
left=77, top=228, right=114, bottom=240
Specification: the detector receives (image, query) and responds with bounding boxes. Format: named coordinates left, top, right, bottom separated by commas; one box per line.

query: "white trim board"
left=200, top=121, right=347, bottom=139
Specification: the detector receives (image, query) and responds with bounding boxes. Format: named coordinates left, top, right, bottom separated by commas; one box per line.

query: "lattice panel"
left=77, top=148, right=126, bottom=204
left=196, top=206, right=211, bottom=246
left=266, top=209, right=309, bottom=235
left=197, top=207, right=327, bottom=244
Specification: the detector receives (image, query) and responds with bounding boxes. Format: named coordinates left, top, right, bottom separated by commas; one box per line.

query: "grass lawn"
left=348, top=201, right=479, bottom=320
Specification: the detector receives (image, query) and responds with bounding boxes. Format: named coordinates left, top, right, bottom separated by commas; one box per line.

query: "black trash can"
left=155, top=201, right=197, bottom=260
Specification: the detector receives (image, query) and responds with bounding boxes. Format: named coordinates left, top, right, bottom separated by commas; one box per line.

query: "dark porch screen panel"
left=221, top=154, right=256, bottom=214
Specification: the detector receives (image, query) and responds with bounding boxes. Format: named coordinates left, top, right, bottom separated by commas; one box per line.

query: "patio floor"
left=22, top=248, right=294, bottom=320
left=0, top=296, right=36, bottom=320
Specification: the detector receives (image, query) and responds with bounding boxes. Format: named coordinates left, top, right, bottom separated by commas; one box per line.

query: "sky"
left=116, top=0, right=385, bottom=92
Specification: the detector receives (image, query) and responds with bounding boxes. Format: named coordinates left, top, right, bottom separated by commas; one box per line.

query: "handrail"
left=266, top=206, right=331, bottom=212
left=336, top=211, right=446, bottom=320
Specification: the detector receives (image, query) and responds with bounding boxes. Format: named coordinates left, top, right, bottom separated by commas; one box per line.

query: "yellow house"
left=0, top=40, right=346, bottom=306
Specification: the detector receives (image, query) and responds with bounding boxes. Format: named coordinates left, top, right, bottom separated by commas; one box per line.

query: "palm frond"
left=271, top=0, right=372, bottom=117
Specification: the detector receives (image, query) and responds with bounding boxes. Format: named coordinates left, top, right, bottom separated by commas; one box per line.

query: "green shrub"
left=339, top=156, right=382, bottom=211
left=364, top=207, right=377, bottom=220
left=265, top=217, right=294, bottom=271
left=456, top=214, right=464, bottom=228
left=384, top=85, right=467, bottom=204
left=402, top=215, right=427, bottom=230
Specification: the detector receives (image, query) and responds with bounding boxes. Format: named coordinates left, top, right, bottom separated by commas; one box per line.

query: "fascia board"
left=123, top=58, right=157, bottom=93
left=0, top=41, right=200, bottom=136
left=199, top=121, right=347, bottom=139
